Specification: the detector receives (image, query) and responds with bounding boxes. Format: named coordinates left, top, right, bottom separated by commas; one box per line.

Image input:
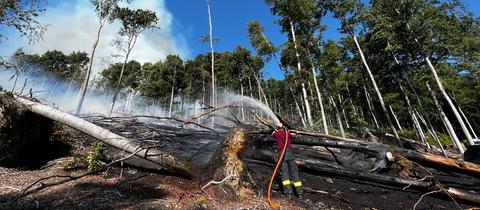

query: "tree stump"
left=203, top=126, right=255, bottom=199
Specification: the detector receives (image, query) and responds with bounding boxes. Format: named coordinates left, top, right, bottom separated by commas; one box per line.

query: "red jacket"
left=272, top=128, right=292, bottom=150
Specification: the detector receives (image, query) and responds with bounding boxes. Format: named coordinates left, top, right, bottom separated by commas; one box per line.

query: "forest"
left=1, top=0, right=480, bottom=209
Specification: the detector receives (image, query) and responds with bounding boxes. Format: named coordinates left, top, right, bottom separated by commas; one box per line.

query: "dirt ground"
left=0, top=126, right=479, bottom=210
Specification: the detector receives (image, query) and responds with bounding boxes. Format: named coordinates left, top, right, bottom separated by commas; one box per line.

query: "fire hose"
left=267, top=128, right=289, bottom=210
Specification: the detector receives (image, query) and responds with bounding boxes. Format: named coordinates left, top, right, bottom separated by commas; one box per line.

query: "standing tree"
left=327, top=0, right=401, bottom=142
left=108, top=7, right=158, bottom=115
left=247, top=20, right=307, bottom=126
left=205, top=0, right=216, bottom=110
left=75, top=0, right=122, bottom=115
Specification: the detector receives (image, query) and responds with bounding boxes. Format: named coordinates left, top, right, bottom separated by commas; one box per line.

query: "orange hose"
left=267, top=129, right=289, bottom=210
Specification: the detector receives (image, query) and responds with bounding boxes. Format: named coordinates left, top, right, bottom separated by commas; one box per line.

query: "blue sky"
left=1, top=0, right=479, bottom=80
left=165, top=0, right=342, bottom=79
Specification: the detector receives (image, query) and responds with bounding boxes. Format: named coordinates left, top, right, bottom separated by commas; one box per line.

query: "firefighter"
left=272, top=122, right=303, bottom=198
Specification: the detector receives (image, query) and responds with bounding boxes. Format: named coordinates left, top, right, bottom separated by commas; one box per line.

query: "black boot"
left=283, top=185, right=293, bottom=198
left=296, top=187, right=303, bottom=199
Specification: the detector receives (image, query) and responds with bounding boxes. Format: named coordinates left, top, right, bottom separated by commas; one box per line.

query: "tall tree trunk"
left=302, top=83, right=313, bottom=127
left=364, top=85, right=380, bottom=130
left=427, top=82, right=465, bottom=154
left=415, top=109, right=447, bottom=157
left=169, top=85, right=175, bottom=117
left=271, top=52, right=305, bottom=127
left=76, top=19, right=106, bottom=115
left=109, top=36, right=137, bottom=116
left=389, top=105, right=403, bottom=132
left=350, top=32, right=400, bottom=142
left=399, top=85, right=430, bottom=149
left=400, top=15, right=475, bottom=146
left=248, top=77, right=253, bottom=99
left=339, top=94, right=350, bottom=129
left=458, top=106, right=478, bottom=139
left=206, top=0, right=215, bottom=124
left=309, top=56, right=328, bottom=134
left=426, top=58, right=474, bottom=145
left=289, top=18, right=312, bottom=127
left=252, top=71, right=269, bottom=108
left=330, top=95, right=345, bottom=138
left=240, top=82, right=245, bottom=121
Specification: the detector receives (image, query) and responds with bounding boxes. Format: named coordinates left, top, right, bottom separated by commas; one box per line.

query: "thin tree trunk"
left=240, top=83, right=245, bottom=121
left=415, top=109, right=447, bottom=157
left=426, top=58, right=474, bottom=145
left=169, top=85, right=175, bottom=117
left=339, top=94, right=350, bottom=129
left=76, top=19, right=105, bottom=115
left=109, top=36, right=137, bottom=116
left=252, top=71, right=269, bottom=108
left=389, top=105, right=403, bottom=132
left=459, top=106, right=478, bottom=139
left=302, top=83, right=313, bottom=127
left=427, top=82, right=465, bottom=154
left=248, top=77, right=253, bottom=99
left=309, top=56, right=328, bottom=134
left=330, top=95, right=345, bottom=138
left=399, top=84, right=430, bottom=148
left=206, top=0, right=215, bottom=126
left=350, top=32, right=399, bottom=142
left=364, top=85, right=380, bottom=130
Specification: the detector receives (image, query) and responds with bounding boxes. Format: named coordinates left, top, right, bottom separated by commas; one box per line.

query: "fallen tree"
left=13, top=95, right=192, bottom=178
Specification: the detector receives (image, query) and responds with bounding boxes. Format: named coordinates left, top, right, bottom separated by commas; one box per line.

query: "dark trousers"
left=279, top=148, right=302, bottom=194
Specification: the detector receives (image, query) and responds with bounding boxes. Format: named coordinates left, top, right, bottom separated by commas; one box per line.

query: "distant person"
left=272, top=122, right=303, bottom=198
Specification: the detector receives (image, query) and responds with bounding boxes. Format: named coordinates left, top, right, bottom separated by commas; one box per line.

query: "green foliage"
left=0, top=0, right=47, bottom=43
left=112, top=7, right=158, bottom=37
left=21, top=50, right=89, bottom=82
left=86, top=142, right=108, bottom=172
left=66, top=156, right=87, bottom=170
left=426, top=132, right=453, bottom=147
left=399, top=129, right=418, bottom=140
left=99, top=60, right=141, bottom=89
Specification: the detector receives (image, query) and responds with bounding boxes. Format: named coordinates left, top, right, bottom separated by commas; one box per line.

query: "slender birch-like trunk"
left=76, top=18, right=106, bottom=115
left=330, top=95, right=345, bottom=138
left=109, top=36, right=137, bottom=116
left=339, top=94, right=350, bottom=129
left=426, top=58, right=474, bottom=145
left=345, top=25, right=399, bottom=141
left=308, top=54, right=328, bottom=134
left=289, top=18, right=313, bottom=127
left=389, top=105, right=403, bottom=132
left=459, top=106, right=478, bottom=139
left=398, top=12, right=475, bottom=145
left=427, top=82, right=465, bottom=154
left=399, top=85, right=430, bottom=148
left=302, top=83, right=313, bottom=127
left=364, top=85, right=379, bottom=130
left=415, top=109, right=447, bottom=157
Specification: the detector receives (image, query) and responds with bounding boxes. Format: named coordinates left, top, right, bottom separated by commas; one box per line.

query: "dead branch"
left=183, top=104, right=241, bottom=126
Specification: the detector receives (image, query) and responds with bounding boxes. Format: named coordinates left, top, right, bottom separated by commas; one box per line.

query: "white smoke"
left=0, top=68, right=278, bottom=129
left=0, top=0, right=190, bottom=76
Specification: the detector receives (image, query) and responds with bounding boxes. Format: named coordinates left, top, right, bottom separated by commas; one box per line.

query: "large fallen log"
left=245, top=149, right=480, bottom=206
left=271, top=131, right=480, bottom=176
left=13, top=95, right=193, bottom=178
